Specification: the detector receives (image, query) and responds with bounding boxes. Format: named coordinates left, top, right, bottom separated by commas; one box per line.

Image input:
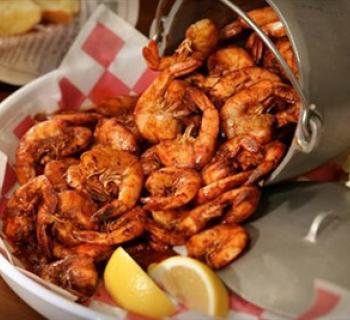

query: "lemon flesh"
left=148, top=256, right=229, bottom=318
left=104, top=247, right=176, bottom=319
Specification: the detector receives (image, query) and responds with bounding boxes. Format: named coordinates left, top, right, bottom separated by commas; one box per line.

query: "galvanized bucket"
left=151, top=1, right=350, bottom=317
left=151, top=0, right=350, bottom=184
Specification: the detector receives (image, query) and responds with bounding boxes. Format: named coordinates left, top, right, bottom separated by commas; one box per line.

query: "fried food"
left=34, top=0, right=80, bottom=24
left=0, top=0, right=41, bottom=36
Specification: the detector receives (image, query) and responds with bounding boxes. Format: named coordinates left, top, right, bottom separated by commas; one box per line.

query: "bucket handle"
left=218, top=0, right=323, bottom=153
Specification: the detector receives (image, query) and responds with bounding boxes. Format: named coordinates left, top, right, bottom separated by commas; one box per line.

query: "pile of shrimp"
left=2, top=6, right=300, bottom=299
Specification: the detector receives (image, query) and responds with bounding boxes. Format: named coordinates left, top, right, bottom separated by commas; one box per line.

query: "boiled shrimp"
left=3, top=176, right=57, bottom=259
left=220, top=79, right=299, bottom=139
left=143, top=19, right=219, bottom=71
left=50, top=112, right=102, bottom=127
left=16, top=120, right=92, bottom=184
left=245, top=140, right=286, bottom=185
left=221, top=7, right=279, bottom=39
left=178, top=186, right=260, bottom=236
left=45, top=191, right=98, bottom=247
left=186, top=224, right=249, bottom=269
left=94, top=118, right=138, bottom=153
left=66, top=146, right=143, bottom=221
left=57, top=190, right=98, bottom=230
left=135, top=60, right=201, bottom=143
left=94, top=95, right=138, bottom=117
left=156, top=87, right=219, bottom=169
left=196, top=170, right=253, bottom=204
left=188, top=66, right=280, bottom=106
left=264, top=38, right=299, bottom=78
left=207, top=46, right=254, bottom=76
left=44, top=158, right=79, bottom=192
left=245, top=21, right=286, bottom=61
left=202, top=136, right=260, bottom=185
left=141, top=167, right=201, bottom=210
left=140, top=146, right=162, bottom=176
left=52, top=242, right=113, bottom=262
left=92, top=95, right=143, bottom=141
left=73, top=207, right=146, bottom=245
left=150, top=210, right=185, bottom=230
left=146, top=220, right=186, bottom=246
left=40, top=255, right=98, bottom=297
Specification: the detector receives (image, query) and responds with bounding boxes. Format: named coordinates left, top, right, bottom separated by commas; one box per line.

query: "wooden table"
left=0, top=1, right=158, bottom=318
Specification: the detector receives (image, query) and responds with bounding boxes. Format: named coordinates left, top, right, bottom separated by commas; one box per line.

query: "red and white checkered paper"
left=0, top=5, right=349, bottom=320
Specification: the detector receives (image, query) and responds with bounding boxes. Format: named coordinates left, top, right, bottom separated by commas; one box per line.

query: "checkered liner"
left=0, top=5, right=349, bottom=320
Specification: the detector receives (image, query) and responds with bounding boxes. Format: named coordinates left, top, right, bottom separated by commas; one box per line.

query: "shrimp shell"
left=67, top=146, right=143, bottom=221
left=178, top=186, right=260, bottom=236
left=16, top=120, right=92, bottom=185
left=94, top=118, right=138, bottom=153
left=44, top=158, right=79, bottom=192
left=186, top=224, right=249, bottom=269
left=3, top=175, right=57, bottom=258
left=156, top=87, right=219, bottom=169
left=73, top=207, right=146, bottom=245
left=141, top=167, right=202, bottom=210
left=40, top=255, right=98, bottom=297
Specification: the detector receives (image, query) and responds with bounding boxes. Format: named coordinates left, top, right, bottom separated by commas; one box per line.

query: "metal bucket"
left=151, top=0, right=350, bottom=184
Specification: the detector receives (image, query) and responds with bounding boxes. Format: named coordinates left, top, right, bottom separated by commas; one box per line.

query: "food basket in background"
left=0, top=0, right=139, bottom=85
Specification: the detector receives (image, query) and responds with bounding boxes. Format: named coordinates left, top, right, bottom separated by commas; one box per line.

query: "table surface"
left=0, top=1, right=158, bottom=318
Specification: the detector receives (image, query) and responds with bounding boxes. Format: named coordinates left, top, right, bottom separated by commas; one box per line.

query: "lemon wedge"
left=148, top=256, right=229, bottom=318
left=104, top=247, right=176, bottom=319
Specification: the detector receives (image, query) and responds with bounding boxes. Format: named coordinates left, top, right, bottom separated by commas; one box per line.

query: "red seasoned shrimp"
left=146, top=219, right=186, bottom=246
left=187, top=224, right=249, bottom=269
left=94, top=118, right=138, bottom=153
left=40, top=255, right=98, bottom=297
left=141, top=167, right=201, bottom=210
left=44, top=158, right=79, bottom=192
left=94, top=95, right=138, bottom=117
left=156, top=87, right=219, bottom=169
left=178, top=186, right=260, bottom=236
left=202, top=136, right=260, bottom=185
left=207, top=46, right=254, bottom=76
left=67, top=146, right=143, bottom=221
left=220, top=79, right=299, bottom=139
left=245, top=21, right=286, bottom=64
left=135, top=59, right=201, bottom=143
left=16, top=120, right=92, bottom=184
left=73, top=207, right=146, bottom=245
left=3, top=176, right=58, bottom=259
left=143, top=19, right=219, bottom=71
left=52, top=242, right=113, bottom=262
left=264, top=38, right=299, bottom=78
left=140, top=146, right=162, bottom=176
left=245, top=140, right=286, bottom=185
left=221, top=7, right=279, bottom=39
left=196, top=171, right=253, bottom=204
left=188, top=66, right=280, bottom=106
